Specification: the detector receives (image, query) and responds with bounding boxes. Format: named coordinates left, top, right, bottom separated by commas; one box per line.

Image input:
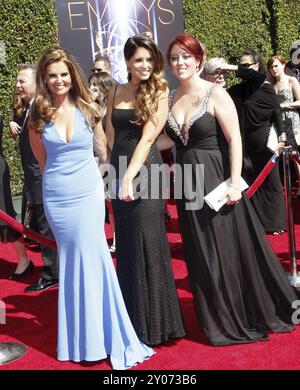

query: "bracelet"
left=229, top=183, right=241, bottom=191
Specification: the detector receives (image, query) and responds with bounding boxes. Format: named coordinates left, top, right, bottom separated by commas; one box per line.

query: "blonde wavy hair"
left=124, top=34, right=168, bottom=125
left=30, top=47, right=100, bottom=133
left=13, top=64, right=37, bottom=118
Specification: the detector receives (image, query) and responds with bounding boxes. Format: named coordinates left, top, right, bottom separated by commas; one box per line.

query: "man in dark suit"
left=10, top=64, right=58, bottom=292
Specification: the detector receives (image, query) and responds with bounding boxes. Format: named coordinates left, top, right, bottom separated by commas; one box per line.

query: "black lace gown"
left=110, top=107, right=185, bottom=346
left=164, top=89, right=297, bottom=346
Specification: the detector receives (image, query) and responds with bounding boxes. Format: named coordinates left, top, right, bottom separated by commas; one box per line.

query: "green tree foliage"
left=183, top=0, right=299, bottom=61
left=0, top=0, right=58, bottom=194
left=269, top=0, right=300, bottom=56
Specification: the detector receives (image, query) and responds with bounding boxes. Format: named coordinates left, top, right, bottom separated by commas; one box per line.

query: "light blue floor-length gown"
left=42, top=108, right=154, bottom=369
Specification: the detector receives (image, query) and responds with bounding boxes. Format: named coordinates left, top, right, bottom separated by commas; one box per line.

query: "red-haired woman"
left=158, top=33, right=297, bottom=346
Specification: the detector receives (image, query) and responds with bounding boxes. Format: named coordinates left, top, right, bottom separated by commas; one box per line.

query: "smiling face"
left=126, top=47, right=154, bottom=83
left=169, top=44, right=200, bottom=81
left=44, top=61, right=72, bottom=98
left=89, top=77, right=100, bottom=100
left=15, top=68, right=36, bottom=102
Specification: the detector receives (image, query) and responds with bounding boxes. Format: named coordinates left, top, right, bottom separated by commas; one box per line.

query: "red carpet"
left=1, top=198, right=300, bottom=371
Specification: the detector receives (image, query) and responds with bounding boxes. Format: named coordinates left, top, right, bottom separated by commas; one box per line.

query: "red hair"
left=267, top=54, right=286, bottom=69
left=167, top=33, right=204, bottom=64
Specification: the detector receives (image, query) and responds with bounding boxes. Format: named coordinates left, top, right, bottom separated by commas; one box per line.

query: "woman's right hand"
left=9, top=121, right=21, bottom=139
left=219, top=186, right=242, bottom=206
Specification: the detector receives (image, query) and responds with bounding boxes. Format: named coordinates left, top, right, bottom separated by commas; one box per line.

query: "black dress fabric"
left=110, top=107, right=185, bottom=346
left=164, top=89, right=297, bottom=346
left=228, top=68, right=287, bottom=232
left=0, top=115, right=20, bottom=242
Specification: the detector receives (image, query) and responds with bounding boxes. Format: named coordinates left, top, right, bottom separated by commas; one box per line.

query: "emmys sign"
left=54, top=0, right=184, bottom=84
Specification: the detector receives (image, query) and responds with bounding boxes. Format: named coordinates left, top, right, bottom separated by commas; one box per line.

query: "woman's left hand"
left=119, top=179, right=135, bottom=202
left=219, top=186, right=242, bottom=206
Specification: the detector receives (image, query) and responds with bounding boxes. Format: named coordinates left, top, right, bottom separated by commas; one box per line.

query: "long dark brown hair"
left=124, top=34, right=168, bottom=125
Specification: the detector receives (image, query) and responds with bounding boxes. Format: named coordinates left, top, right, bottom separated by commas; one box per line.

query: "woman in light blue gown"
left=29, top=47, right=154, bottom=369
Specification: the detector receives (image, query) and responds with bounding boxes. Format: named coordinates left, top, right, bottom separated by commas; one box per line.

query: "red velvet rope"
left=246, top=153, right=279, bottom=199
left=0, top=210, right=56, bottom=249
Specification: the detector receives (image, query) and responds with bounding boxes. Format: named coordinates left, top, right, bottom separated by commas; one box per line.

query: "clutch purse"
left=204, top=177, right=249, bottom=212
left=266, top=125, right=278, bottom=152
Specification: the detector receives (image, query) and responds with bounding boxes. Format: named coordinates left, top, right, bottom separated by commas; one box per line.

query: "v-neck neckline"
left=53, top=107, right=77, bottom=144
left=168, top=87, right=214, bottom=145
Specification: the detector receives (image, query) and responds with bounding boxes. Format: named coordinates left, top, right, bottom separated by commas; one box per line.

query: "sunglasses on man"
left=239, top=62, right=257, bottom=68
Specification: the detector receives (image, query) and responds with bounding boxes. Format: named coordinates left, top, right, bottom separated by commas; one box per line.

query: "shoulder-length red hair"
left=167, top=33, right=204, bottom=64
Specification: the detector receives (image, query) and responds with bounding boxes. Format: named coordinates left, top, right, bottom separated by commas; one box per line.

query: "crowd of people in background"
left=0, top=32, right=300, bottom=369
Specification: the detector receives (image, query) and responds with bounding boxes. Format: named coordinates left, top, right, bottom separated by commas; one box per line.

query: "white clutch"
left=204, top=178, right=249, bottom=212
left=266, top=126, right=278, bottom=152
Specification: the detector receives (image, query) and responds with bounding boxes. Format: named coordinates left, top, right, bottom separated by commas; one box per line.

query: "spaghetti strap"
left=168, top=90, right=176, bottom=109
left=203, top=84, right=215, bottom=111
left=112, top=85, right=118, bottom=108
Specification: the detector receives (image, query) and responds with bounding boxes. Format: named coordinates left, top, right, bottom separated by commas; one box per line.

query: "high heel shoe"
left=9, top=260, right=34, bottom=280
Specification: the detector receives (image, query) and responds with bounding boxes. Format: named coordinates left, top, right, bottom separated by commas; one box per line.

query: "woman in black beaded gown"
left=158, top=33, right=297, bottom=346
left=105, top=34, right=185, bottom=346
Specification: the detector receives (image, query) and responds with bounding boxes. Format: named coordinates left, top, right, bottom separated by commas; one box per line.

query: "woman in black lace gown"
left=158, top=33, right=297, bottom=346
left=105, top=34, right=185, bottom=346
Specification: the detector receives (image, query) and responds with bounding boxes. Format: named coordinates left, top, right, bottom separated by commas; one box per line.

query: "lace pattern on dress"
left=167, top=85, right=214, bottom=146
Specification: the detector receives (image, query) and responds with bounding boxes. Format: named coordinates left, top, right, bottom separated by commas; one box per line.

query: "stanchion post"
left=282, top=146, right=300, bottom=288
left=0, top=342, right=27, bottom=365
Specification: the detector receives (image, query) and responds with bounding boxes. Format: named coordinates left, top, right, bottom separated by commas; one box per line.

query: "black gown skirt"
left=110, top=108, right=185, bottom=346
left=165, top=110, right=297, bottom=346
